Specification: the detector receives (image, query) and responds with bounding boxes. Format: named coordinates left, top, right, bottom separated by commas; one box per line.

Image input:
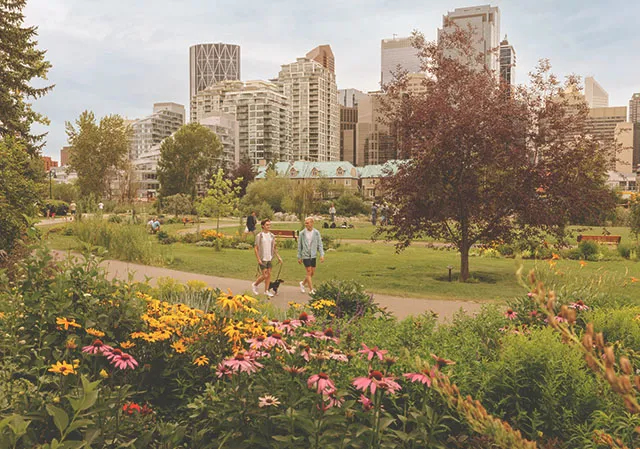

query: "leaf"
left=66, top=418, right=93, bottom=434
left=379, top=416, right=396, bottom=432
left=46, top=404, right=69, bottom=435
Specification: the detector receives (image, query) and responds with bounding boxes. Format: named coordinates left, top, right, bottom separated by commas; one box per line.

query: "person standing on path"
left=371, top=203, right=378, bottom=226
left=252, top=219, right=282, bottom=297
left=69, top=201, right=77, bottom=221
left=243, top=211, right=257, bottom=240
left=329, top=203, right=336, bottom=223
left=298, top=217, right=324, bottom=295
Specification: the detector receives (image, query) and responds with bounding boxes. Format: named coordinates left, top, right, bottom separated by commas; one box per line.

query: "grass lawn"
left=45, top=228, right=640, bottom=302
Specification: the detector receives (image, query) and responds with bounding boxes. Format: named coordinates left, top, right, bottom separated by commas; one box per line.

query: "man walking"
left=252, top=219, right=282, bottom=297
left=244, top=211, right=257, bottom=240
left=329, top=202, right=336, bottom=223
left=298, top=217, right=325, bottom=295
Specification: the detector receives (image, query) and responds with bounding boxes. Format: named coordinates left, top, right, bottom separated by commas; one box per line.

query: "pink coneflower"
left=318, top=391, right=343, bottom=411
left=276, top=319, right=301, bottom=334
left=304, top=328, right=339, bottom=343
left=267, top=318, right=280, bottom=326
left=258, top=395, right=281, bottom=408
left=359, top=343, right=388, bottom=361
left=222, top=351, right=264, bottom=374
left=109, top=350, right=138, bottom=370
left=246, top=335, right=271, bottom=350
left=328, top=349, right=349, bottom=362
left=307, top=372, right=336, bottom=394
left=529, top=310, right=539, bottom=318
left=352, top=370, right=401, bottom=395
left=504, top=309, right=518, bottom=320
left=403, top=369, right=433, bottom=387
left=216, top=363, right=233, bottom=378
left=283, top=365, right=307, bottom=375
left=431, top=354, right=455, bottom=370
left=300, top=345, right=315, bottom=362
left=82, top=339, right=113, bottom=355
left=265, top=332, right=289, bottom=350
left=359, top=394, right=374, bottom=411
left=298, top=312, right=315, bottom=324
left=544, top=315, right=567, bottom=324
left=569, top=300, right=589, bottom=311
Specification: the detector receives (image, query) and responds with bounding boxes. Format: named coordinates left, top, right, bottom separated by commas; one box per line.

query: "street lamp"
left=48, top=169, right=54, bottom=199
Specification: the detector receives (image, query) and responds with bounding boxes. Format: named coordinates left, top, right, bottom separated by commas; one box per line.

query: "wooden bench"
left=577, top=235, right=621, bottom=245
left=271, top=229, right=298, bottom=241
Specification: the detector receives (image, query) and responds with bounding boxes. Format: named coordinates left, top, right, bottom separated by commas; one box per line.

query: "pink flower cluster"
left=82, top=339, right=138, bottom=370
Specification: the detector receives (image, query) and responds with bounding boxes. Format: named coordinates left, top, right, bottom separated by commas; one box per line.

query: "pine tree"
left=0, top=0, right=54, bottom=154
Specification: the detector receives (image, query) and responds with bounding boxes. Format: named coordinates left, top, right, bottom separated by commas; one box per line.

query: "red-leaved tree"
left=378, top=27, right=614, bottom=281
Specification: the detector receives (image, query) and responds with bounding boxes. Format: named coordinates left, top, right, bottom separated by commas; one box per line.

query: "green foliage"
left=335, top=192, right=370, bottom=216
left=72, top=218, right=166, bottom=264
left=66, top=111, right=132, bottom=199
left=242, top=176, right=292, bottom=213
left=0, top=138, right=44, bottom=253
left=480, top=328, right=603, bottom=441
left=630, top=197, right=640, bottom=241
left=51, top=183, right=79, bottom=203
left=41, top=200, right=69, bottom=216
left=197, top=168, right=242, bottom=231
left=161, top=193, right=193, bottom=216
left=617, top=242, right=640, bottom=260
left=0, top=0, right=53, bottom=154
left=310, top=279, right=382, bottom=319
left=586, top=306, right=640, bottom=350
left=157, top=123, right=223, bottom=199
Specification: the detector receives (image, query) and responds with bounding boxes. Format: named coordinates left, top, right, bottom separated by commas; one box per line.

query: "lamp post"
left=48, top=170, right=53, bottom=199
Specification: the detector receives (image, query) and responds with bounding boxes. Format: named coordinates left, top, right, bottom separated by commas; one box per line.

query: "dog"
left=268, top=279, right=285, bottom=295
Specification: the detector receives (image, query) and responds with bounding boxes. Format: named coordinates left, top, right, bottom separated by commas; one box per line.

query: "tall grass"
left=72, top=218, right=167, bottom=265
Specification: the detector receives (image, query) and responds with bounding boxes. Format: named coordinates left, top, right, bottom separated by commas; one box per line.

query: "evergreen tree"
left=0, top=0, right=54, bottom=154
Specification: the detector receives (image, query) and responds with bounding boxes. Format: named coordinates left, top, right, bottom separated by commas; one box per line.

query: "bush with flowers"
left=1, top=242, right=640, bottom=448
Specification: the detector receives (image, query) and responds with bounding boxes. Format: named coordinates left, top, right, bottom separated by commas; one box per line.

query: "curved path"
left=52, top=250, right=485, bottom=322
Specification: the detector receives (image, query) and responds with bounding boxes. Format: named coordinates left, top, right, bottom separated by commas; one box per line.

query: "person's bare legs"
left=304, top=266, right=315, bottom=291
left=263, top=267, right=272, bottom=293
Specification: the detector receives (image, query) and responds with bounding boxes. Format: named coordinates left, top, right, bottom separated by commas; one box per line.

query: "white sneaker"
left=266, top=291, right=274, bottom=298
left=310, top=289, right=316, bottom=295
left=299, top=281, right=306, bottom=293
left=251, top=283, right=259, bottom=295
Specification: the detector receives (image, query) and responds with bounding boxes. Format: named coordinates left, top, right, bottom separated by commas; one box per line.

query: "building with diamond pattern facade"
left=189, top=43, right=240, bottom=121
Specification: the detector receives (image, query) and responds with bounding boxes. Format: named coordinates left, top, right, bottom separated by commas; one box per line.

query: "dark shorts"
left=303, top=258, right=316, bottom=268
left=70, top=210, right=76, bottom=215
left=259, top=260, right=273, bottom=270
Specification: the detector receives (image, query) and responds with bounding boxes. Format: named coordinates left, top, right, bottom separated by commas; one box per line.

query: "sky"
left=24, top=0, right=640, bottom=160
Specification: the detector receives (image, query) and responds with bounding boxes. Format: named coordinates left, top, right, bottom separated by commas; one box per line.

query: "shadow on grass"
left=433, top=271, right=499, bottom=284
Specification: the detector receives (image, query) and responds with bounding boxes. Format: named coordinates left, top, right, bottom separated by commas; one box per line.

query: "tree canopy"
left=66, top=111, right=132, bottom=199
left=378, top=28, right=615, bottom=281
left=157, top=123, right=223, bottom=200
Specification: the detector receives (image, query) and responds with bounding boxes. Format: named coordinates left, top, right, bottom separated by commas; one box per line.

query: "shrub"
left=617, top=242, right=640, bottom=260
left=108, top=214, right=123, bottom=223
left=586, top=306, right=640, bottom=350
left=335, top=192, right=369, bottom=216
left=180, top=232, right=199, bottom=244
left=578, top=240, right=600, bottom=260
left=41, top=200, right=69, bottom=216
left=156, top=230, right=177, bottom=245
left=310, top=279, right=382, bottom=319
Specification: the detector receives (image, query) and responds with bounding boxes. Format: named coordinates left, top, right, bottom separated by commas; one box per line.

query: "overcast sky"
left=25, top=0, right=640, bottom=160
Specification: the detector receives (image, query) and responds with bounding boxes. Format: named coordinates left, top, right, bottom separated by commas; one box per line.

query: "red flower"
left=122, top=402, right=141, bottom=415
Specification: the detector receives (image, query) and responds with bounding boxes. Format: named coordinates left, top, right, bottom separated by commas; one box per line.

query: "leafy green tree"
left=630, top=195, right=640, bottom=242
left=66, top=111, right=132, bottom=199
left=229, top=156, right=256, bottom=198
left=197, top=168, right=242, bottom=232
left=162, top=194, right=193, bottom=217
left=0, top=0, right=54, bottom=154
left=157, top=123, right=223, bottom=200
left=52, top=183, right=79, bottom=203
left=0, top=138, right=44, bottom=252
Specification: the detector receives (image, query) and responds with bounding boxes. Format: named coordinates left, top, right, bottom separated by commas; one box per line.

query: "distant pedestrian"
left=98, top=202, right=104, bottom=211
left=151, top=218, right=161, bottom=234
left=329, top=203, right=336, bottom=223
left=298, top=217, right=325, bottom=295
left=252, top=219, right=282, bottom=297
left=69, top=201, right=77, bottom=221
left=243, top=211, right=257, bottom=240
left=371, top=203, right=378, bottom=226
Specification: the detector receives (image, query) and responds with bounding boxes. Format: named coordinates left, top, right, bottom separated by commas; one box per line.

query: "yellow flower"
left=171, top=340, right=187, bottom=353
left=86, top=328, right=105, bottom=338
left=243, top=306, right=260, bottom=314
left=120, top=341, right=136, bottom=349
left=223, top=322, right=244, bottom=342
left=288, top=302, right=303, bottom=310
left=48, top=361, right=76, bottom=376
left=193, top=355, right=209, bottom=366
left=99, top=369, right=109, bottom=378
left=65, top=338, right=77, bottom=349
left=72, top=359, right=80, bottom=368
left=217, top=294, right=241, bottom=312
left=56, top=317, right=82, bottom=330
left=0, top=312, right=5, bottom=319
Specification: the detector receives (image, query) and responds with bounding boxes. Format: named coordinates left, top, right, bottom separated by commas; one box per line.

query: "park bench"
left=271, top=229, right=298, bottom=241
left=577, top=235, right=621, bottom=245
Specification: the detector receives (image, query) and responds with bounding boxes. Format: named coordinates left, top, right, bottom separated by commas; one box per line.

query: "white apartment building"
left=191, top=80, right=292, bottom=166
left=438, top=5, right=501, bottom=74
left=276, top=52, right=339, bottom=162
left=380, top=36, right=422, bottom=88
left=130, top=102, right=185, bottom=160
left=199, top=112, right=240, bottom=168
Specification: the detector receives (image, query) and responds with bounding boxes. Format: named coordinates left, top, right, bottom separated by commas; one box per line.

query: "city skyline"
left=24, top=0, right=640, bottom=159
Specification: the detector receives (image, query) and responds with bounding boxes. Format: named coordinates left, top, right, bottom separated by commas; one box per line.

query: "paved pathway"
left=52, top=250, right=485, bottom=322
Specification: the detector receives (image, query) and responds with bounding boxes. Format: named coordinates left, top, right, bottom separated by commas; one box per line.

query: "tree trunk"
left=459, top=244, right=470, bottom=282
left=216, top=214, right=220, bottom=233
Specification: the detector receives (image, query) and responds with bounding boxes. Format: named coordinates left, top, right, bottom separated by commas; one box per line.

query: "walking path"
left=52, top=250, right=485, bottom=322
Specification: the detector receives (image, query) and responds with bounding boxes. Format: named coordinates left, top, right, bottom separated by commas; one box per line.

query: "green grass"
left=44, top=227, right=640, bottom=302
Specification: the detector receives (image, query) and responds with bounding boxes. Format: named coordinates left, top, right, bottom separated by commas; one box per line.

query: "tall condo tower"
left=584, top=77, right=609, bottom=108
left=438, top=5, right=501, bottom=73
left=499, top=35, right=516, bottom=86
left=380, top=36, right=422, bottom=88
left=189, top=43, right=241, bottom=117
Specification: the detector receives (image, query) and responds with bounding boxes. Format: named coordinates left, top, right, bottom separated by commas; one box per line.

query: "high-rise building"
left=276, top=48, right=339, bottom=161
left=340, top=105, right=358, bottom=164
left=438, top=5, right=501, bottom=73
left=584, top=77, right=609, bottom=108
left=42, top=156, right=58, bottom=172
left=130, top=103, right=185, bottom=160
left=60, top=146, right=71, bottom=166
left=338, top=88, right=367, bottom=108
left=587, top=106, right=627, bottom=168
left=189, top=43, right=241, bottom=118
left=191, top=80, right=292, bottom=166
left=614, top=122, right=640, bottom=173
left=499, top=35, right=516, bottom=86
left=199, top=112, right=240, bottom=168
left=380, top=36, right=422, bottom=88
left=306, top=45, right=335, bottom=73
left=357, top=93, right=395, bottom=165
left=629, top=93, right=640, bottom=123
